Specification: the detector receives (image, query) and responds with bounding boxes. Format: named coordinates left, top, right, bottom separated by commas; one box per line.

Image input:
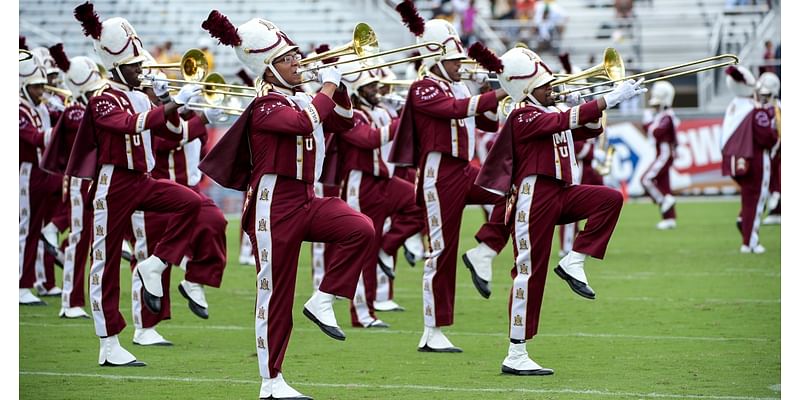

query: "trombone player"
left=473, top=45, right=645, bottom=375
left=198, top=11, right=375, bottom=399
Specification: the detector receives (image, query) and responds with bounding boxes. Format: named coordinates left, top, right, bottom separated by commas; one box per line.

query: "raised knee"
left=353, top=214, right=376, bottom=242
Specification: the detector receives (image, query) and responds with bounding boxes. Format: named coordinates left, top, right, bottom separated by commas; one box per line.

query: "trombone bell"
left=551, top=48, right=625, bottom=87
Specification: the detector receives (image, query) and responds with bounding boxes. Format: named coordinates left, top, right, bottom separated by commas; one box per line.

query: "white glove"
left=564, top=92, right=583, bottom=107
left=603, top=78, right=647, bottom=108
left=203, top=107, right=227, bottom=124
left=150, top=76, right=170, bottom=98
left=47, top=95, right=66, bottom=112
left=474, top=71, right=490, bottom=85
left=173, top=84, right=203, bottom=106
left=317, top=66, right=342, bottom=87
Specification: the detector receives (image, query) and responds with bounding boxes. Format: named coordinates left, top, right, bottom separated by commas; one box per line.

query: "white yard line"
left=19, top=371, right=778, bottom=400
left=18, top=322, right=775, bottom=342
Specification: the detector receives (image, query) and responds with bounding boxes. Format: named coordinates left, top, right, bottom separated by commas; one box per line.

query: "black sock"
left=510, top=338, right=525, bottom=344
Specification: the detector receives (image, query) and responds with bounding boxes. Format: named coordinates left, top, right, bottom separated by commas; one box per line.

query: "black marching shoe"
left=554, top=265, right=595, bottom=300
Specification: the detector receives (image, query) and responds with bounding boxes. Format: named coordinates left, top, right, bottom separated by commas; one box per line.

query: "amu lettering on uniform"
left=553, top=132, right=569, bottom=158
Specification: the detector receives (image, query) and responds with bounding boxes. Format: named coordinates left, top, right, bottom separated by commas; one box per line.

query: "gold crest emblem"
left=517, top=210, right=526, bottom=223
left=430, top=215, right=439, bottom=227
left=134, top=316, right=139, bottom=325
left=65, top=273, right=71, bottom=281
left=427, top=191, right=436, bottom=202
left=425, top=305, right=432, bottom=316
left=260, top=278, right=270, bottom=291
left=135, top=227, right=143, bottom=238
left=257, top=336, right=266, bottom=349
left=20, top=188, right=27, bottom=196
left=513, top=314, right=523, bottom=326
left=260, top=249, right=269, bottom=262
left=73, top=218, right=81, bottom=228
left=258, top=219, right=267, bottom=232
left=100, top=174, right=108, bottom=185
left=433, top=239, right=442, bottom=251
left=519, top=238, right=528, bottom=250
left=92, top=300, right=100, bottom=312
left=349, top=187, right=356, bottom=197
left=380, top=276, right=387, bottom=284
left=426, top=167, right=434, bottom=178
left=21, top=168, right=28, bottom=176
left=355, top=295, right=364, bottom=304
left=95, top=200, right=104, bottom=210
left=314, top=260, right=321, bottom=268
left=92, top=274, right=100, bottom=285
left=37, top=272, right=44, bottom=279
left=20, top=227, right=26, bottom=235
left=260, top=188, right=270, bottom=201
left=515, top=288, right=525, bottom=299
left=736, top=157, right=747, bottom=171
left=137, top=251, right=145, bottom=261
left=96, top=225, right=104, bottom=237
left=132, top=291, right=138, bottom=301
left=67, top=252, right=73, bottom=262
left=257, top=307, right=266, bottom=320
left=21, top=208, right=27, bottom=217
left=521, top=182, right=531, bottom=195
left=424, top=281, right=431, bottom=292
left=95, top=249, right=103, bottom=261
left=519, top=263, right=529, bottom=275
left=73, top=198, right=80, bottom=206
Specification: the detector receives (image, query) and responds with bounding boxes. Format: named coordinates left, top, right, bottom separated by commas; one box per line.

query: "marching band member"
left=474, top=45, right=644, bottom=375
left=390, top=0, right=510, bottom=352
left=721, top=66, right=777, bottom=253
left=69, top=2, right=205, bottom=366
left=755, top=72, right=781, bottom=225
left=199, top=11, right=374, bottom=399
left=41, top=43, right=107, bottom=318
left=324, top=55, right=424, bottom=328
left=125, top=54, right=229, bottom=346
left=19, top=36, right=51, bottom=306
left=641, top=81, right=680, bottom=230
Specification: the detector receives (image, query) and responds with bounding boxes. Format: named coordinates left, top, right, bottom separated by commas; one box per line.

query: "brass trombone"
left=140, top=48, right=256, bottom=94
left=553, top=52, right=739, bottom=99
left=44, top=85, right=73, bottom=98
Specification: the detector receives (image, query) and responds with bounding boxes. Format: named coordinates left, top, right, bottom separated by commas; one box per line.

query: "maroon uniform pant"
left=245, top=175, right=374, bottom=379
left=509, top=175, right=622, bottom=341
left=88, top=165, right=201, bottom=338
left=334, top=170, right=424, bottom=327
left=62, top=178, right=93, bottom=309
left=19, top=163, right=49, bottom=289
left=641, top=143, right=676, bottom=220
left=733, top=151, right=771, bottom=247
left=420, top=153, right=510, bottom=327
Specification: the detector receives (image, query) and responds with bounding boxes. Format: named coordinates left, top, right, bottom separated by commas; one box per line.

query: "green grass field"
left=19, top=200, right=780, bottom=399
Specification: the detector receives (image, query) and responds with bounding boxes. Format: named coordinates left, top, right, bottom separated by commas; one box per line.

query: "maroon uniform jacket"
left=19, top=99, right=48, bottom=165
left=721, top=106, right=777, bottom=177
left=645, top=110, right=678, bottom=158
left=325, top=107, right=399, bottom=185
left=151, top=114, right=207, bottom=187
left=389, top=75, right=499, bottom=167
left=66, top=81, right=183, bottom=179
left=476, top=100, right=604, bottom=195
left=41, top=103, right=85, bottom=175
left=199, top=86, right=354, bottom=191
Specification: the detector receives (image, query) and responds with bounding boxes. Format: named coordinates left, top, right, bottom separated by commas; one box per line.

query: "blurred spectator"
left=533, top=0, right=567, bottom=54
left=517, top=0, right=537, bottom=20
left=614, top=0, right=633, bottom=18
left=156, top=41, right=180, bottom=79
left=460, top=0, right=478, bottom=46
left=759, top=40, right=776, bottom=75
left=496, top=0, right=516, bottom=19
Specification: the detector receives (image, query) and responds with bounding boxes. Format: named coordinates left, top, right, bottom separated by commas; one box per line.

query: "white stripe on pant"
left=254, top=174, right=277, bottom=378
left=90, top=164, right=115, bottom=337
left=422, top=152, right=442, bottom=328
left=510, top=176, right=536, bottom=341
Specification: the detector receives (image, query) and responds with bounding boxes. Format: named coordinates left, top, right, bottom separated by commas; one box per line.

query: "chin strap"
left=21, top=86, right=37, bottom=106
left=267, top=65, right=296, bottom=91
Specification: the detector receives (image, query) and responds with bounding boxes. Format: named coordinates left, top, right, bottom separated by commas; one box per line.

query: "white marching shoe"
left=554, top=251, right=595, bottom=300
left=98, top=335, right=146, bottom=366
left=259, top=373, right=312, bottom=400
left=377, top=249, right=396, bottom=280
left=373, top=299, right=406, bottom=312
left=133, top=327, right=173, bottom=346
left=59, top=306, right=90, bottom=319
left=501, top=342, right=554, bottom=376
left=740, top=244, right=766, bottom=254
left=19, top=288, right=46, bottom=306
left=134, top=255, right=168, bottom=313
left=402, top=232, right=425, bottom=267
left=179, top=280, right=209, bottom=319
left=303, top=291, right=345, bottom=340
left=660, top=194, right=676, bottom=214
left=417, top=326, right=462, bottom=353
left=762, top=214, right=781, bottom=225
left=462, top=242, right=497, bottom=299
left=656, top=218, right=677, bottom=230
